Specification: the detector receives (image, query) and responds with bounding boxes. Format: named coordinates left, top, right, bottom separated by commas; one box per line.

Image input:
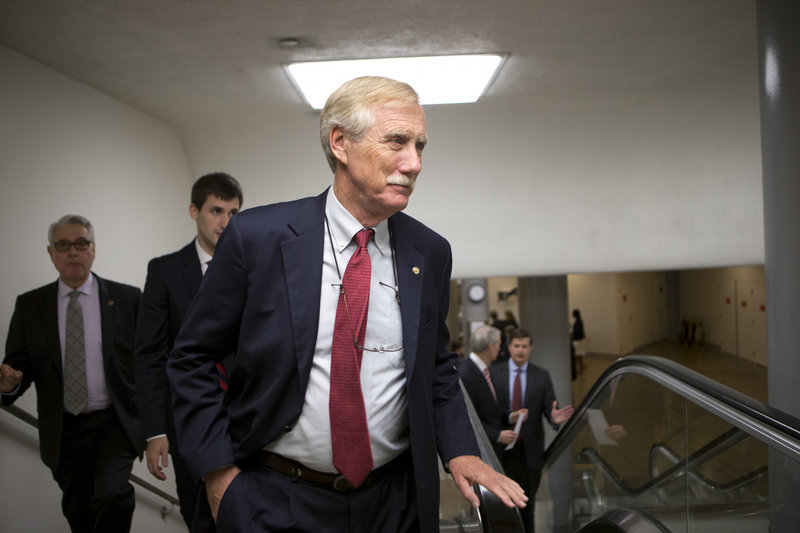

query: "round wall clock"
left=467, top=283, right=486, bottom=303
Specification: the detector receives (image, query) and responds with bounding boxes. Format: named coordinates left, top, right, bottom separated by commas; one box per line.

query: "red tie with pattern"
left=512, top=366, right=523, bottom=411
left=483, top=368, right=498, bottom=404
left=330, top=228, right=374, bottom=487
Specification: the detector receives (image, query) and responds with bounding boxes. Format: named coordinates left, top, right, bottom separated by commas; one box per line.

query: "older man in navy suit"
left=167, top=76, right=527, bottom=532
left=134, top=173, right=242, bottom=528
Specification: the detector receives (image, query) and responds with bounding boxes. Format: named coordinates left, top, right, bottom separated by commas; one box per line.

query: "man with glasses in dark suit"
left=1, top=214, right=142, bottom=533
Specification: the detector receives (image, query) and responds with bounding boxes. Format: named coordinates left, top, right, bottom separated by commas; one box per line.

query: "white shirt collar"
left=325, top=187, right=390, bottom=258
left=58, top=273, right=96, bottom=298
left=195, top=237, right=213, bottom=267
left=469, top=352, right=489, bottom=373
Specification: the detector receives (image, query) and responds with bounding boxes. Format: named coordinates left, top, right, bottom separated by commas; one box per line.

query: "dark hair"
left=572, top=309, right=582, bottom=319
left=508, top=328, right=532, bottom=343
left=191, top=172, right=243, bottom=209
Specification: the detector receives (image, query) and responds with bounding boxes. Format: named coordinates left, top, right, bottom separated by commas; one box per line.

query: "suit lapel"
left=282, top=193, right=326, bottom=389
left=40, top=282, right=62, bottom=375
left=494, top=364, right=510, bottom=409
left=179, top=241, right=203, bottom=296
left=96, top=274, right=116, bottom=374
left=391, top=214, right=424, bottom=379
left=524, top=362, right=535, bottom=407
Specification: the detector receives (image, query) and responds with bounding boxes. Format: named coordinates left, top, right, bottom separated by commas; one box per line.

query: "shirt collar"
left=509, top=358, right=527, bottom=374
left=195, top=237, right=213, bottom=266
left=469, top=352, right=489, bottom=373
left=58, top=273, right=96, bottom=299
left=325, top=187, right=390, bottom=257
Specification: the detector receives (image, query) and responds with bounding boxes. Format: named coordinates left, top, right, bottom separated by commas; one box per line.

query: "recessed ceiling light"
left=285, top=54, right=506, bottom=109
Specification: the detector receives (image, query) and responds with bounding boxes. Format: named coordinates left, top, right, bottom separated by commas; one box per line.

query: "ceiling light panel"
left=285, top=54, right=506, bottom=109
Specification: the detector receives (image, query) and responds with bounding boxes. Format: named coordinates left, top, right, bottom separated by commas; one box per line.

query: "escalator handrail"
left=459, top=380, right=525, bottom=532
left=545, top=355, right=800, bottom=467
left=1, top=403, right=180, bottom=507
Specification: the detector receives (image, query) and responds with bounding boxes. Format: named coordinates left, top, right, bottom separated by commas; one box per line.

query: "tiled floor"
left=533, top=339, right=769, bottom=532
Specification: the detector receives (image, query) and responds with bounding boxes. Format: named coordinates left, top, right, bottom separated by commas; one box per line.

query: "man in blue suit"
left=167, top=76, right=527, bottom=532
left=457, top=325, right=524, bottom=459
left=134, top=173, right=242, bottom=528
left=491, top=328, right=574, bottom=532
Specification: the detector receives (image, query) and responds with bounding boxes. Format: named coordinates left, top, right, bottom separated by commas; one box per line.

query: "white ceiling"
left=0, top=0, right=763, bottom=277
left=0, top=0, right=756, bottom=132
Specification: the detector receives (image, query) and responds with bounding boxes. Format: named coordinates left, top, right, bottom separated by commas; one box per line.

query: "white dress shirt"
left=195, top=238, right=213, bottom=275
left=266, top=187, right=408, bottom=472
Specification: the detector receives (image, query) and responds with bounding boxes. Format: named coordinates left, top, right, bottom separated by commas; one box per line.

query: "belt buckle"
left=332, top=474, right=354, bottom=492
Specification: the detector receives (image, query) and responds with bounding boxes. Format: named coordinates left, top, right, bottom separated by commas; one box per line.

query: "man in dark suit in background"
left=0, top=214, right=142, bottom=533
left=457, top=325, right=525, bottom=458
left=491, top=328, right=574, bottom=532
left=167, top=76, right=527, bottom=533
left=134, top=172, right=242, bottom=528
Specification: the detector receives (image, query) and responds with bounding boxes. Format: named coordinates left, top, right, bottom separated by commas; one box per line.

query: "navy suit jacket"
left=134, top=240, right=202, bottom=439
left=2, top=274, right=143, bottom=472
left=457, top=358, right=505, bottom=457
left=167, top=189, right=479, bottom=530
left=491, top=361, right=558, bottom=470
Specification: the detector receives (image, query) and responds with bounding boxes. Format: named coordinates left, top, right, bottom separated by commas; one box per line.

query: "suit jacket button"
left=283, top=425, right=293, bottom=433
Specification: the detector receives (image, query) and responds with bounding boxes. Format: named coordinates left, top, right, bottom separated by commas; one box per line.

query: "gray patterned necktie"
left=63, top=290, right=88, bottom=415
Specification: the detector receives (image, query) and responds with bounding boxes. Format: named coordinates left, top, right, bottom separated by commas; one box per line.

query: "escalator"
left=542, top=355, right=800, bottom=532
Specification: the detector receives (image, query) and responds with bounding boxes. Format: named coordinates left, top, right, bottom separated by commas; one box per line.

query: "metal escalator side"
left=438, top=381, right=525, bottom=532
left=2, top=403, right=179, bottom=517
left=542, top=355, right=800, bottom=532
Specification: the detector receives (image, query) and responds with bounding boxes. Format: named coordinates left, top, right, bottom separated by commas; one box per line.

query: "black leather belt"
left=259, top=451, right=374, bottom=492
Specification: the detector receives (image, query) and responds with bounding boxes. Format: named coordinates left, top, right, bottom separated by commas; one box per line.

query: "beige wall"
left=680, top=266, right=766, bottom=364
left=567, top=273, right=618, bottom=354
left=563, top=266, right=767, bottom=365
left=567, top=271, right=670, bottom=355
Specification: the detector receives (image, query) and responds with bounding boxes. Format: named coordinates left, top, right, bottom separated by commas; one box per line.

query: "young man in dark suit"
left=1, top=214, right=142, bottom=533
left=491, top=328, right=574, bottom=532
left=134, top=172, right=242, bottom=528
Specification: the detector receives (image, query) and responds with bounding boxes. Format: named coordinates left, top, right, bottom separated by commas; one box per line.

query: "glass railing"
left=544, top=355, right=800, bottom=532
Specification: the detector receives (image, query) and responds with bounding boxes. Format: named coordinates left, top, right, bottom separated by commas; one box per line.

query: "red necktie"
left=483, top=368, right=498, bottom=404
left=205, top=259, right=230, bottom=392
left=512, top=367, right=523, bottom=411
left=216, top=363, right=229, bottom=391
left=330, top=228, right=374, bottom=487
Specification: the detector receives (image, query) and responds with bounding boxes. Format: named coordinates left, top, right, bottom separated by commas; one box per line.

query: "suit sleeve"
left=166, top=220, right=247, bottom=481
left=2, top=296, right=35, bottom=404
left=134, top=259, right=172, bottom=439
left=431, top=245, right=481, bottom=462
left=459, top=366, right=501, bottom=444
left=541, top=370, right=560, bottom=430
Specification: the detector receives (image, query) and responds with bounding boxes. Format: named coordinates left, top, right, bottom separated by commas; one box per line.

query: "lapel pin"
left=412, top=266, right=420, bottom=275
left=107, top=300, right=115, bottom=307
